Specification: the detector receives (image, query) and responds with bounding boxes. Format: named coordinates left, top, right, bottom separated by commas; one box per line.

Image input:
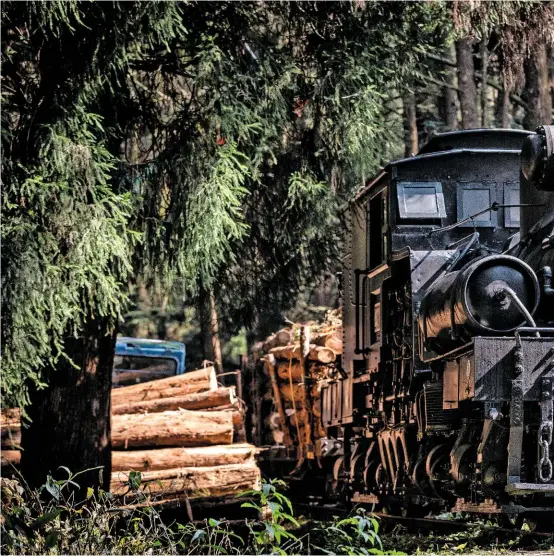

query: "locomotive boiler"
left=316, top=126, right=554, bottom=525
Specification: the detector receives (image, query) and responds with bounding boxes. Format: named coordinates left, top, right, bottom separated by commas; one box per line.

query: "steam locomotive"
left=314, top=126, right=554, bottom=525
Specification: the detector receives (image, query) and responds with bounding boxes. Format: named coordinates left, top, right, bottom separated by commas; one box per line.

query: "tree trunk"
left=403, top=90, right=418, bottom=156
left=111, top=461, right=261, bottom=500
left=112, top=409, right=233, bottom=449
left=112, top=443, right=256, bottom=472
left=480, top=38, right=489, bottom=127
left=20, top=320, right=115, bottom=492
left=495, top=76, right=511, bottom=128
left=111, top=366, right=217, bottom=405
left=112, top=386, right=235, bottom=415
left=456, top=38, right=478, bottom=129
left=523, top=49, right=552, bottom=129
left=208, top=292, right=224, bottom=376
left=197, top=289, right=223, bottom=376
left=440, top=44, right=458, bottom=130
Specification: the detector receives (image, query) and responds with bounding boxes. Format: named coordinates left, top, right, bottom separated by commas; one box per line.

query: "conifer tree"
left=2, top=0, right=449, bottom=490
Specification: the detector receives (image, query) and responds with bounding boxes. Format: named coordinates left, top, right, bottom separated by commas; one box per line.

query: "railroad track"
left=294, top=501, right=554, bottom=540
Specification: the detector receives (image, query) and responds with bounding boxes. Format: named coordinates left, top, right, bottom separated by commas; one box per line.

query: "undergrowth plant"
left=1, top=471, right=385, bottom=555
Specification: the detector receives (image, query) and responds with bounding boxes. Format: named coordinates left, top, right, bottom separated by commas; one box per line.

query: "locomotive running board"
left=505, top=482, right=554, bottom=495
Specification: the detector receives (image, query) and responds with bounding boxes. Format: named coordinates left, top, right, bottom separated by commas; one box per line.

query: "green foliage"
left=239, top=478, right=301, bottom=552
left=1, top=474, right=387, bottom=555
left=1, top=117, right=135, bottom=407
left=2, top=1, right=452, bottom=406
left=312, top=511, right=385, bottom=556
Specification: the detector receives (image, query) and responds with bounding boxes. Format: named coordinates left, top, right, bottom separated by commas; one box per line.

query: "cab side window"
left=503, top=181, right=520, bottom=228
left=456, top=181, right=497, bottom=227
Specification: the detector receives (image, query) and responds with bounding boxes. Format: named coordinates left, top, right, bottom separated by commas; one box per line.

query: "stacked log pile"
left=1, top=366, right=261, bottom=506
left=249, top=310, right=342, bottom=460
left=1, top=408, right=21, bottom=468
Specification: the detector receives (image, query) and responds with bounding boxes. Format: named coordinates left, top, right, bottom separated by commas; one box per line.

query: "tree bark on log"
left=1, top=450, right=21, bottom=467
left=269, top=344, right=301, bottom=361
left=111, top=367, right=217, bottom=405
left=113, top=367, right=176, bottom=387
left=112, top=387, right=235, bottom=415
left=111, top=462, right=261, bottom=499
left=209, top=407, right=246, bottom=441
left=276, top=361, right=304, bottom=382
left=309, top=346, right=336, bottom=364
left=280, top=382, right=305, bottom=404
left=112, top=409, right=233, bottom=449
left=1, top=424, right=21, bottom=448
left=456, top=38, right=478, bottom=129
left=269, top=343, right=336, bottom=363
left=262, top=329, right=293, bottom=352
left=112, top=443, right=256, bottom=472
left=313, top=331, right=342, bottom=353
left=0, top=408, right=21, bottom=426
left=265, top=355, right=291, bottom=445
left=21, top=319, right=115, bottom=492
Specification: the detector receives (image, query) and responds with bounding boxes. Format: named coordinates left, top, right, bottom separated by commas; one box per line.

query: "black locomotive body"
left=321, top=127, right=554, bottom=520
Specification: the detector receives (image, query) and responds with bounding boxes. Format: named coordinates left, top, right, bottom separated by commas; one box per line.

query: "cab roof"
left=418, top=128, right=532, bottom=154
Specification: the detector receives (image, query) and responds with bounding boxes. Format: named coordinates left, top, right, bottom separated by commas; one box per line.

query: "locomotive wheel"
left=325, top=457, right=344, bottom=500
left=412, top=456, right=432, bottom=496
left=363, top=459, right=380, bottom=494
left=425, top=443, right=451, bottom=500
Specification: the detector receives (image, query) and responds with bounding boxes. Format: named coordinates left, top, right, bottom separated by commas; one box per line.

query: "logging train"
left=252, top=126, right=554, bottom=527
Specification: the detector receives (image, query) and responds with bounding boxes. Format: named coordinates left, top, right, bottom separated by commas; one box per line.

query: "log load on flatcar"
left=250, top=126, right=554, bottom=527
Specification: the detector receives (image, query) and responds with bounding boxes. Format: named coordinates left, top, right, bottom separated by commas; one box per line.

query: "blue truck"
left=112, top=337, right=186, bottom=387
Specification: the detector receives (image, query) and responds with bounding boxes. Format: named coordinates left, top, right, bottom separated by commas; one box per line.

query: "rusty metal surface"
left=453, top=498, right=502, bottom=514
left=505, top=482, right=554, bottom=495
left=473, top=337, right=554, bottom=401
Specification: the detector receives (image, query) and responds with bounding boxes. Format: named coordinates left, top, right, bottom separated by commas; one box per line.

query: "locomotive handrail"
left=515, top=327, right=554, bottom=338
left=354, top=269, right=369, bottom=355
left=495, top=285, right=540, bottom=337
left=428, top=202, right=545, bottom=236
